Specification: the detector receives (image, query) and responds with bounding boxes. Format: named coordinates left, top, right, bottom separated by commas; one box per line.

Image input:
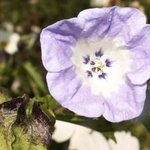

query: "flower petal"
left=127, top=25, right=150, bottom=85
left=52, top=120, right=75, bottom=143
left=46, top=66, right=82, bottom=103
left=127, top=58, right=150, bottom=85
left=62, top=85, right=105, bottom=117
left=77, top=7, right=146, bottom=41
left=106, top=7, right=146, bottom=41
left=77, top=7, right=111, bottom=38
left=103, top=81, right=147, bottom=122
left=108, top=131, right=140, bottom=150
left=40, top=18, right=82, bottom=72
left=69, top=124, right=110, bottom=150
left=53, top=120, right=110, bottom=150
left=46, top=68, right=105, bottom=117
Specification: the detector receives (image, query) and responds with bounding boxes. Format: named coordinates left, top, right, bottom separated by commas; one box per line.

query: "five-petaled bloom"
left=40, top=6, right=150, bottom=122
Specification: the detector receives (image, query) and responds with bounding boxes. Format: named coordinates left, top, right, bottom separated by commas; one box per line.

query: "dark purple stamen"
left=105, top=59, right=112, bottom=67
left=86, top=70, right=93, bottom=78
left=83, top=55, right=90, bottom=64
left=95, top=48, right=103, bottom=57
left=98, top=73, right=107, bottom=79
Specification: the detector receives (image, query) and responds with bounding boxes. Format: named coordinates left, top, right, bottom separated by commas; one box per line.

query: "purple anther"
left=98, top=72, right=107, bottom=79
left=83, top=55, right=90, bottom=64
left=86, top=70, right=93, bottom=78
left=95, top=48, right=103, bottom=57
left=105, top=59, right=112, bottom=67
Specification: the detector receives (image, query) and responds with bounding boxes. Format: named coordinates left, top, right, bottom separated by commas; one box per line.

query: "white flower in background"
left=108, top=131, right=140, bottom=150
left=11, top=79, right=21, bottom=93
left=52, top=120, right=140, bottom=150
left=52, top=120, right=110, bottom=150
left=0, top=30, right=20, bottom=55
left=90, top=0, right=110, bottom=7
left=31, top=25, right=41, bottom=34
left=15, top=25, right=23, bottom=33
left=5, top=33, right=20, bottom=55
left=52, top=120, right=75, bottom=143
left=68, top=125, right=110, bottom=150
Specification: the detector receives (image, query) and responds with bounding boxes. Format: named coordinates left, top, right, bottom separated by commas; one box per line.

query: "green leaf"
left=32, top=95, right=60, bottom=121
left=12, top=99, right=54, bottom=150
left=33, top=95, right=60, bottom=110
left=23, top=62, right=47, bottom=95
left=0, top=97, right=23, bottom=150
left=0, top=94, right=55, bottom=150
left=0, top=89, right=10, bottom=104
left=102, top=132, right=116, bottom=142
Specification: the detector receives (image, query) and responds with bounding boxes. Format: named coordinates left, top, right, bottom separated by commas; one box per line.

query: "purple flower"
left=40, top=6, right=150, bottom=122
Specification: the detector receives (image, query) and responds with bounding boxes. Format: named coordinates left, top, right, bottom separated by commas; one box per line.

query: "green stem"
left=53, top=106, right=66, bottom=115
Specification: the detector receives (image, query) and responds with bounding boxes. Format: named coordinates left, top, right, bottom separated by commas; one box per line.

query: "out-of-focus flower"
left=0, top=30, right=20, bottom=55
left=41, top=6, right=150, bottom=122
left=31, top=25, right=41, bottom=34
left=52, top=120, right=110, bottom=150
left=129, top=1, right=145, bottom=13
left=11, top=79, right=21, bottom=93
left=5, top=33, right=20, bottom=55
left=52, top=121, right=140, bottom=150
left=15, top=25, right=23, bottom=33
left=1, top=21, right=14, bottom=32
left=90, top=0, right=110, bottom=7
left=108, top=131, right=140, bottom=150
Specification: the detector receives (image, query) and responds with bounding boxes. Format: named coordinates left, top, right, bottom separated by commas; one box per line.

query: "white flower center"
left=71, top=38, right=131, bottom=97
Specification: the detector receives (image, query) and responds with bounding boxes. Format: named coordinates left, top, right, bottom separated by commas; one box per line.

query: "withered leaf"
left=12, top=100, right=54, bottom=150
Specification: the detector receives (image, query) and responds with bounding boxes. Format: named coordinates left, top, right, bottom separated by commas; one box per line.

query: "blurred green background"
left=0, top=0, right=150, bottom=150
